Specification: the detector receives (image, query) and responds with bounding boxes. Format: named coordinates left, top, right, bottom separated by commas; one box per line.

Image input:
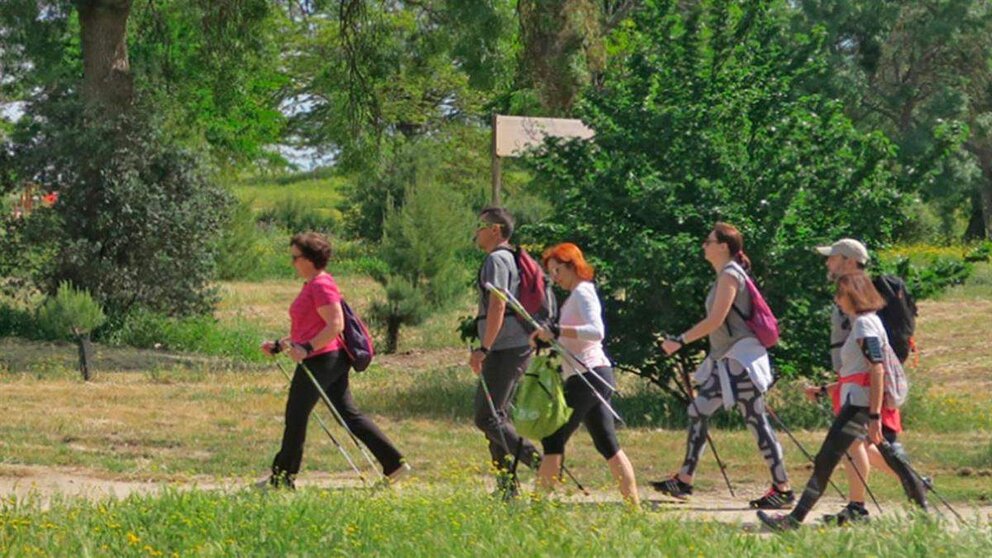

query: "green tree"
left=368, top=142, right=473, bottom=352
left=794, top=1, right=992, bottom=239
left=527, top=0, right=903, bottom=393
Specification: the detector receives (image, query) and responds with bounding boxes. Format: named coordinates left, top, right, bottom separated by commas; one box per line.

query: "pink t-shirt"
left=290, top=272, right=344, bottom=356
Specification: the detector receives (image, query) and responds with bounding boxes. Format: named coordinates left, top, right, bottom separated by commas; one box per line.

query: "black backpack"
left=872, top=275, right=918, bottom=363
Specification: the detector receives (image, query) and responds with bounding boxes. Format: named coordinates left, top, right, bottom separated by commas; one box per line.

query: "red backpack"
left=728, top=263, right=780, bottom=348
left=485, top=246, right=557, bottom=322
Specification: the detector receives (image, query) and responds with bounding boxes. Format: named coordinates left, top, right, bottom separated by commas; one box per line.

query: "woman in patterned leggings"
left=655, top=222, right=794, bottom=510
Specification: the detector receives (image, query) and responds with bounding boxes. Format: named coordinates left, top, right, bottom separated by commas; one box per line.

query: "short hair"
left=542, top=242, right=595, bottom=281
left=290, top=232, right=332, bottom=269
left=479, top=206, right=514, bottom=240
left=835, top=272, right=885, bottom=314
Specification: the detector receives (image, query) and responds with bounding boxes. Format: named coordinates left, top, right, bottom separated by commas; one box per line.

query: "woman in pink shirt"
left=260, top=232, right=407, bottom=488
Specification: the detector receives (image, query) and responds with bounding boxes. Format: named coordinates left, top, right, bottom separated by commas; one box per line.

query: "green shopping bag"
left=513, top=354, right=572, bottom=440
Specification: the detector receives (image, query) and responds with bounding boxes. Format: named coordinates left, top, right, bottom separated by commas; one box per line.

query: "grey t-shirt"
left=830, top=305, right=851, bottom=371
left=476, top=248, right=530, bottom=350
left=705, top=262, right=754, bottom=360
left=837, top=313, right=888, bottom=408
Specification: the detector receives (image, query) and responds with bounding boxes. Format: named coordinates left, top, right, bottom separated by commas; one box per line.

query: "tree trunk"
left=972, top=144, right=992, bottom=240
left=385, top=317, right=401, bottom=354
left=76, top=0, right=134, bottom=115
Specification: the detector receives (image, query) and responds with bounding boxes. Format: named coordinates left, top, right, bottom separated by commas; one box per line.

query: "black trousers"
left=472, top=345, right=542, bottom=471
left=272, top=351, right=403, bottom=476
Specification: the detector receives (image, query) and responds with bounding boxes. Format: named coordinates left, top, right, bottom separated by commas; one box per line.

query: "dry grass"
left=1, top=265, right=990, bottom=505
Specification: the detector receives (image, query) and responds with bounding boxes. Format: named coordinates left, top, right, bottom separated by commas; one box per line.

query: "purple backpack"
left=729, top=263, right=780, bottom=348
left=339, top=300, right=375, bottom=371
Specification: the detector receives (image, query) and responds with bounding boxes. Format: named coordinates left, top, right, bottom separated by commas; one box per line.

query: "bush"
left=876, top=251, right=974, bottom=300
left=104, top=309, right=265, bottom=362
left=35, top=281, right=106, bottom=341
left=526, top=2, right=904, bottom=391
left=343, top=128, right=489, bottom=242
left=5, top=96, right=229, bottom=318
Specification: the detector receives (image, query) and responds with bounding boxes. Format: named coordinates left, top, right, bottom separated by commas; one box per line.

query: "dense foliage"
left=527, top=0, right=905, bottom=387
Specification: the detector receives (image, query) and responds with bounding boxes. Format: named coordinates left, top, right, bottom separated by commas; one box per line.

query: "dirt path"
left=3, top=464, right=987, bottom=529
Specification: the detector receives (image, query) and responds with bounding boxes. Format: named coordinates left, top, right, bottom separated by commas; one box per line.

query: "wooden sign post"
left=491, top=114, right=595, bottom=205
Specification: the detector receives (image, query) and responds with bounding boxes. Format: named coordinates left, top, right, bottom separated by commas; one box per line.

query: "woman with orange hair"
left=530, top=242, right=640, bottom=505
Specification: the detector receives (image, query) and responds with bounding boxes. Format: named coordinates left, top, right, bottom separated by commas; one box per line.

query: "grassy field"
left=1, top=264, right=990, bottom=556
left=2, top=488, right=989, bottom=557
left=227, top=169, right=348, bottom=220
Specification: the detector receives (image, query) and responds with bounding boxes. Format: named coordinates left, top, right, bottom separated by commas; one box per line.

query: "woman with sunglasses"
left=259, top=232, right=408, bottom=489
left=654, top=222, right=793, bottom=509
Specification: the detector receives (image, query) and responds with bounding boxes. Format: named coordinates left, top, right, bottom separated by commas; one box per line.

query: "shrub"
left=876, top=253, right=973, bottom=300
left=5, top=96, right=229, bottom=318
left=104, top=309, right=265, bottom=362
left=35, top=281, right=106, bottom=341
left=257, top=195, right=338, bottom=234
left=369, top=153, right=474, bottom=352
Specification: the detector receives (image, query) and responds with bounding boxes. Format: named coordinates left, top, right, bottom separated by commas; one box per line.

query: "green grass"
left=228, top=169, right=349, bottom=218
left=2, top=486, right=990, bottom=557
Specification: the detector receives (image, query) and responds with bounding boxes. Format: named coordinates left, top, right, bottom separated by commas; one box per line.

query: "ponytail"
left=735, top=251, right=752, bottom=274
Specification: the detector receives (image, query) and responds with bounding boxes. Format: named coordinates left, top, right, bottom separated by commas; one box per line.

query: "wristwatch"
left=868, top=412, right=881, bottom=420
left=298, top=341, right=314, bottom=355
left=476, top=346, right=489, bottom=355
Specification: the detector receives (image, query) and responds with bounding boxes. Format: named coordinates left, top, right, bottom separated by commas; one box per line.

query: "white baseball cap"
left=815, top=238, right=869, bottom=264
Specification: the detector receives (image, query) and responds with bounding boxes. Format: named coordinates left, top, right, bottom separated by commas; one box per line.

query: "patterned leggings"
left=679, top=359, right=789, bottom=485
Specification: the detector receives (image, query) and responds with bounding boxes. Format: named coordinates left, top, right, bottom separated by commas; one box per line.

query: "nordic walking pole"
left=876, top=441, right=964, bottom=523
left=484, top=283, right=623, bottom=423
left=483, top=282, right=617, bottom=394
left=274, top=360, right=368, bottom=485
left=762, top=403, right=847, bottom=502
left=673, top=367, right=736, bottom=498
left=296, top=358, right=386, bottom=481
left=476, top=368, right=520, bottom=500
left=560, top=463, right=590, bottom=496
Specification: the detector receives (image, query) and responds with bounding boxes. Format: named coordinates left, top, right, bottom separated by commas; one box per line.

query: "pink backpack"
left=729, top=263, right=779, bottom=348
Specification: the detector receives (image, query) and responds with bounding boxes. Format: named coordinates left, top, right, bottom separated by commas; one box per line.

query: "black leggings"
left=541, top=367, right=621, bottom=460
left=272, top=351, right=403, bottom=476
left=792, top=404, right=913, bottom=521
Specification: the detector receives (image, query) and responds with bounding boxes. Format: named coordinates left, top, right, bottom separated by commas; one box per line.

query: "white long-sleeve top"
left=558, top=281, right=612, bottom=379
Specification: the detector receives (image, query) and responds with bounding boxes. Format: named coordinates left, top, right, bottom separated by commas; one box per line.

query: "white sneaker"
left=386, top=462, right=412, bottom=485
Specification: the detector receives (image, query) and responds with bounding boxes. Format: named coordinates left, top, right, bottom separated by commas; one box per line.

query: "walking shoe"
left=491, top=475, right=520, bottom=501
left=253, top=472, right=296, bottom=491
left=756, top=510, right=800, bottom=532
left=650, top=475, right=693, bottom=499
left=749, top=486, right=796, bottom=509
left=385, top=462, right=412, bottom=485
left=898, top=471, right=929, bottom=511
left=822, top=502, right=870, bottom=526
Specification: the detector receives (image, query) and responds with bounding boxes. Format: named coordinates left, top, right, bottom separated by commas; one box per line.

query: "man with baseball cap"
left=807, top=238, right=928, bottom=525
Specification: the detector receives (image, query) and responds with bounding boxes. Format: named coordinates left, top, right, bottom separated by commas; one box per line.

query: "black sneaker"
left=650, top=475, right=693, bottom=499
left=822, top=502, right=870, bottom=526
left=757, top=510, right=801, bottom=532
left=253, top=472, right=296, bottom=491
left=899, top=472, right=930, bottom=511
left=491, top=472, right=519, bottom=501
left=749, top=486, right=796, bottom=510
